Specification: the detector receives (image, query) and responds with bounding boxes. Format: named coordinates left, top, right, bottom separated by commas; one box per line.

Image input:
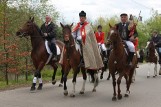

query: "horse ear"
left=29, top=16, right=32, bottom=20
left=31, top=17, right=34, bottom=22
left=70, top=23, right=73, bottom=27
left=60, top=22, right=64, bottom=28
left=109, top=23, right=112, bottom=28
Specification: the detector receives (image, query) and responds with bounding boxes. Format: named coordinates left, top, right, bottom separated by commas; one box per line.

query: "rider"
left=115, top=13, right=138, bottom=65
left=95, top=25, right=108, bottom=62
left=151, top=30, right=161, bottom=64
left=40, top=15, right=58, bottom=61
left=72, top=10, right=104, bottom=69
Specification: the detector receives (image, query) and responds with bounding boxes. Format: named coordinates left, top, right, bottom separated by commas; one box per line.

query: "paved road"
left=0, top=63, right=161, bottom=107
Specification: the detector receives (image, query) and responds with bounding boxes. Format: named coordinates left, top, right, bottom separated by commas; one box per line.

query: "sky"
left=49, top=0, right=161, bottom=23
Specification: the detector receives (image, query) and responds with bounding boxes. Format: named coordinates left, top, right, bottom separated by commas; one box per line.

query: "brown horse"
left=108, top=24, right=137, bottom=101
left=60, top=23, right=98, bottom=97
left=146, top=41, right=158, bottom=78
left=16, top=17, right=64, bottom=92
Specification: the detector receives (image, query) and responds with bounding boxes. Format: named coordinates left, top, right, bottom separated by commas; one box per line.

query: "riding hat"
left=79, top=11, right=86, bottom=17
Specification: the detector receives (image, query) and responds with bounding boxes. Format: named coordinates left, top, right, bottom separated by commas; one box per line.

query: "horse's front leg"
left=117, top=72, right=124, bottom=100
left=63, top=65, right=70, bottom=96
left=30, top=62, right=45, bottom=92
left=111, top=72, right=117, bottom=101
left=92, top=70, right=99, bottom=92
left=70, top=67, right=80, bottom=97
left=51, top=64, right=58, bottom=85
left=153, top=63, right=157, bottom=77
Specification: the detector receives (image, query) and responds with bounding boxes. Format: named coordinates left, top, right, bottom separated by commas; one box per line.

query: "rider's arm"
left=47, top=23, right=57, bottom=38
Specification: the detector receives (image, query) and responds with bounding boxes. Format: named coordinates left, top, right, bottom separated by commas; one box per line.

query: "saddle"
left=45, top=40, right=61, bottom=64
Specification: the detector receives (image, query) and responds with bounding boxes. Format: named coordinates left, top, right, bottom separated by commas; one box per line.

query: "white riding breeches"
left=100, top=43, right=107, bottom=51
left=125, top=41, right=135, bottom=52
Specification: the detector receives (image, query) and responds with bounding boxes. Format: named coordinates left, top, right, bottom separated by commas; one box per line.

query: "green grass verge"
left=0, top=67, right=74, bottom=91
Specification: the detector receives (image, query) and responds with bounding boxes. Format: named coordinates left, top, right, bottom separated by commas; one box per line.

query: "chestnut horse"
left=108, top=24, right=137, bottom=101
left=16, top=17, right=64, bottom=92
left=60, top=23, right=98, bottom=97
left=146, top=41, right=158, bottom=78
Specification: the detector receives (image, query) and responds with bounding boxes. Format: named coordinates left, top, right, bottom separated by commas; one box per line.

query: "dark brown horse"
left=108, top=24, right=137, bottom=101
left=146, top=41, right=158, bottom=78
left=100, top=34, right=112, bottom=80
left=16, top=17, right=64, bottom=92
left=60, top=23, right=98, bottom=97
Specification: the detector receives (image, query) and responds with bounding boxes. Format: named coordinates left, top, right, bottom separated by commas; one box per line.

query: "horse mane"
left=33, top=22, right=44, bottom=37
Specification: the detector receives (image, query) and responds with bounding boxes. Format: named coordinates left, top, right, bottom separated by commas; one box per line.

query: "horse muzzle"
left=16, top=31, right=27, bottom=37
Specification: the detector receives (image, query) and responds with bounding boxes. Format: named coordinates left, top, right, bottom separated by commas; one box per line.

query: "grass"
left=0, top=66, right=74, bottom=91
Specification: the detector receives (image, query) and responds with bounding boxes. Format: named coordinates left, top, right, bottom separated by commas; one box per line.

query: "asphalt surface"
left=0, top=63, right=161, bottom=107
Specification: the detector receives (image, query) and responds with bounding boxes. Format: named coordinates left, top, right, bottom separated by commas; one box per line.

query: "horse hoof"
left=92, top=89, right=96, bottom=92
left=100, top=75, right=103, bottom=79
left=70, top=93, right=75, bottom=97
left=52, top=80, right=57, bottom=85
left=124, top=94, right=129, bottom=97
left=159, top=73, right=161, bottom=75
left=153, top=76, right=156, bottom=78
left=107, top=78, right=110, bottom=80
left=30, top=86, right=36, bottom=93
left=64, top=92, right=68, bottom=96
left=37, top=84, right=43, bottom=90
left=118, top=94, right=122, bottom=100
left=37, top=86, right=42, bottom=90
left=59, top=84, right=63, bottom=87
left=147, top=76, right=150, bottom=78
left=79, top=91, right=85, bottom=94
left=112, top=97, right=117, bottom=101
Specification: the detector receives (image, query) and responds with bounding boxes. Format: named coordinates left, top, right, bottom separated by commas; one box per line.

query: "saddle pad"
left=45, top=40, right=60, bottom=55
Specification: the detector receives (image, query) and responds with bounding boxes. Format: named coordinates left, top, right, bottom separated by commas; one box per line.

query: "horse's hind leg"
left=159, top=64, right=161, bottom=75
left=52, top=64, right=58, bottom=85
left=80, top=67, right=87, bottom=94
left=92, top=70, right=99, bottom=92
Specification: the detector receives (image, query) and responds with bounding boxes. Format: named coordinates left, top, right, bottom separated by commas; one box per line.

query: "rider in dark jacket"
left=41, top=15, right=58, bottom=60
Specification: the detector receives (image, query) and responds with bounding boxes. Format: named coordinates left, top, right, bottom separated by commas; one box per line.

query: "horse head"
left=108, top=23, right=120, bottom=44
left=60, top=22, right=73, bottom=44
left=148, top=41, right=155, bottom=51
left=16, top=17, right=35, bottom=37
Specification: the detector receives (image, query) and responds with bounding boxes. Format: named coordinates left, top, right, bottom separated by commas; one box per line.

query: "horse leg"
left=52, top=64, right=58, bottom=85
left=124, top=74, right=130, bottom=97
left=92, top=70, right=99, bottom=92
left=80, top=67, right=87, bottom=94
left=147, top=63, right=151, bottom=78
left=159, top=64, right=161, bottom=75
left=70, top=67, right=79, bottom=97
left=132, top=69, right=136, bottom=83
left=111, top=72, right=117, bottom=101
left=30, top=61, right=45, bottom=92
left=100, top=69, right=104, bottom=79
left=107, top=70, right=111, bottom=80
left=63, top=66, right=70, bottom=96
left=153, top=63, right=157, bottom=77
left=117, top=72, right=124, bottom=100
left=59, top=68, right=64, bottom=87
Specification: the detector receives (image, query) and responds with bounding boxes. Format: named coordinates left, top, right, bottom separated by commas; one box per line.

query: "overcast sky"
left=49, top=0, right=161, bottom=23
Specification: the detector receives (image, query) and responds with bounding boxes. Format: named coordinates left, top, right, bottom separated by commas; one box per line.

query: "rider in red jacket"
left=95, top=25, right=108, bottom=62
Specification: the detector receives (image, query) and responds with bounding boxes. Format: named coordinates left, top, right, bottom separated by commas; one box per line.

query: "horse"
left=100, top=35, right=111, bottom=80
left=108, top=24, right=137, bottom=101
left=16, top=17, right=64, bottom=92
left=145, top=41, right=158, bottom=78
left=60, top=23, right=98, bottom=97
